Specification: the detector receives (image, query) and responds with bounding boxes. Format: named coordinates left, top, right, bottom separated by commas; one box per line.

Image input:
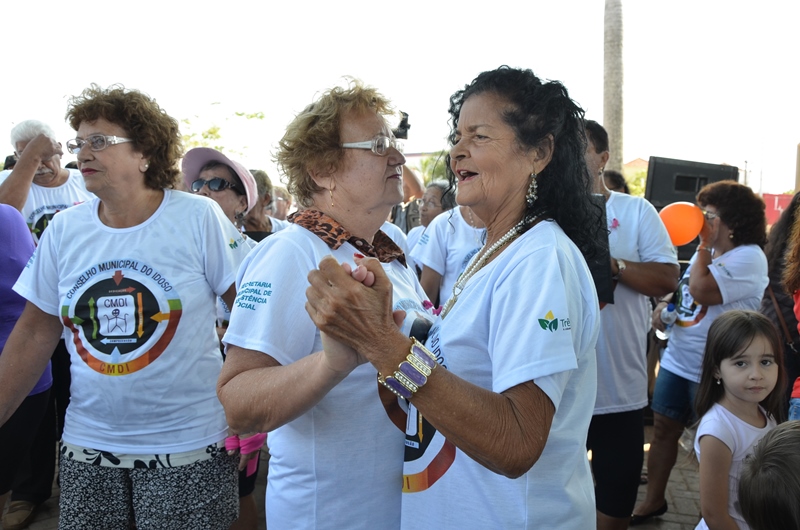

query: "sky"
left=3, top=0, right=799, bottom=193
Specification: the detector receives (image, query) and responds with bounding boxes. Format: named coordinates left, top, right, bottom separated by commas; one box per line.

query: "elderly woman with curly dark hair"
left=632, top=181, right=768, bottom=525
left=0, top=85, right=249, bottom=529
left=302, top=66, right=606, bottom=528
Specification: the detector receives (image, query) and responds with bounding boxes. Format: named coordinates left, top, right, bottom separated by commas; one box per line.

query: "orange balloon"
left=659, top=202, right=704, bottom=246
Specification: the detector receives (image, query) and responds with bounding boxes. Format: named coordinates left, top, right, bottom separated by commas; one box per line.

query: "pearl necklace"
left=465, top=207, right=485, bottom=246
left=440, top=214, right=538, bottom=319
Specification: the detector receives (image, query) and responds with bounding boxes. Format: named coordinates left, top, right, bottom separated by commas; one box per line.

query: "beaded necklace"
left=440, top=214, right=538, bottom=319
left=465, top=207, right=485, bottom=246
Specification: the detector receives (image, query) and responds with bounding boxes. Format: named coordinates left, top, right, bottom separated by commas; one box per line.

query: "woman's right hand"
left=320, top=331, right=367, bottom=374
left=651, top=301, right=668, bottom=332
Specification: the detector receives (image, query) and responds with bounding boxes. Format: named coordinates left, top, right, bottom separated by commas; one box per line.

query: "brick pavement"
left=3, top=427, right=699, bottom=530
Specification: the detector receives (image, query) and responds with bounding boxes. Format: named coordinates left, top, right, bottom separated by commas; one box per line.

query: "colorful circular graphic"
left=62, top=267, right=182, bottom=376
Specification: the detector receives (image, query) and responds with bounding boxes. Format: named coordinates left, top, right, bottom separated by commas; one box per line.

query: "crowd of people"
left=0, top=66, right=798, bottom=530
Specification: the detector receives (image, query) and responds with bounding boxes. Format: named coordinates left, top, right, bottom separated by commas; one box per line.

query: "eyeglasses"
left=191, top=177, right=239, bottom=193
left=702, top=209, right=718, bottom=221
left=416, top=198, right=441, bottom=208
left=341, top=135, right=403, bottom=156
left=66, top=135, right=133, bottom=154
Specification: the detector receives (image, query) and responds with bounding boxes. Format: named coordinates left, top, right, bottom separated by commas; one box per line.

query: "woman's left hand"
left=306, top=256, right=405, bottom=371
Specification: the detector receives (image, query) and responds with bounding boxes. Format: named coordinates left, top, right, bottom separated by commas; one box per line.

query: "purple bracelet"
left=378, top=338, right=438, bottom=399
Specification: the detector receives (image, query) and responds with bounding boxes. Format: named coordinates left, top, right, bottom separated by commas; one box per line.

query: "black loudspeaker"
left=645, top=157, right=739, bottom=209
left=645, top=157, right=739, bottom=265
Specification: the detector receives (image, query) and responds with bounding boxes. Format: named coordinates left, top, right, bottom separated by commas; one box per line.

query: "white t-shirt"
left=382, top=220, right=410, bottom=255
left=216, top=236, right=258, bottom=327
left=0, top=168, right=93, bottom=244
left=661, top=245, right=768, bottom=383
left=595, top=192, right=678, bottom=414
left=269, top=216, right=290, bottom=232
left=410, top=207, right=485, bottom=305
left=402, top=221, right=599, bottom=529
left=694, top=403, right=776, bottom=530
left=223, top=222, right=434, bottom=530
left=13, top=190, right=249, bottom=454
left=405, top=225, right=425, bottom=273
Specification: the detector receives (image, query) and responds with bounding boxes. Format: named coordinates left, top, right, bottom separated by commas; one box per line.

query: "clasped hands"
left=306, top=255, right=405, bottom=376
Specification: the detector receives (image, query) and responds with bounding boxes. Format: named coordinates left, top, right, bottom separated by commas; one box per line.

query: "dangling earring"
left=715, top=378, right=721, bottom=385
left=526, top=172, right=538, bottom=208
left=729, top=232, right=734, bottom=240
left=329, top=180, right=335, bottom=208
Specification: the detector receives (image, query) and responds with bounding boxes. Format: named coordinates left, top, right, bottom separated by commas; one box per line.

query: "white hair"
left=10, top=120, right=57, bottom=149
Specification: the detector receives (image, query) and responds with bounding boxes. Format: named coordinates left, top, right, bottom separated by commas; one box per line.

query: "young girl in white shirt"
left=694, top=310, right=787, bottom=530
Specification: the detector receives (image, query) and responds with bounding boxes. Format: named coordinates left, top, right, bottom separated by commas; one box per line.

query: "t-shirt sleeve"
left=222, top=234, right=320, bottom=365
left=488, top=246, right=580, bottom=404
left=637, top=201, right=678, bottom=265
left=201, top=202, right=250, bottom=297
left=410, top=213, right=449, bottom=275
left=709, top=246, right=768, bottom=304
left=12, top=214, right=62, bottom=316
left=695, top=411, right=736, bottom=456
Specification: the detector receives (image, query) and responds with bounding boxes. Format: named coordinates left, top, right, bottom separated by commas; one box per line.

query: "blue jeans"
left=790, top=397, right=800, bottom=421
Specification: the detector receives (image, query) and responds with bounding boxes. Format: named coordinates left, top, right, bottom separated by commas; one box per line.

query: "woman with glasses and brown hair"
left=632, top=181, right=768, bottom=525
left=0, top=85, right=249, bottom=529
left=217, top=79, right=435, bottom=530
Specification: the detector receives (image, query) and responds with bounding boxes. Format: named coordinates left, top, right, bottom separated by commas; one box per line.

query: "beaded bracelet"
left=378, top=338, right=438, bottom=399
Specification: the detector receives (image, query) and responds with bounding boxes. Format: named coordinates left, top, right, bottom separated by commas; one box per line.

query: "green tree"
left=180, top=105, right=265, bottom=156
left=623, top=168, right=647, bottom=197
left=417, top=150, right=449, bottom=185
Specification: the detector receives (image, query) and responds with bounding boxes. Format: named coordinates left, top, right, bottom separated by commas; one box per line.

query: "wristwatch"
left=612, top=259, right=626, bottom=280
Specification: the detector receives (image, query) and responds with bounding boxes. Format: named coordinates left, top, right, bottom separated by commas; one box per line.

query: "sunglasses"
left=702, top=209, right=718, bottom=221
left=191, top=177, right=239, bottom=193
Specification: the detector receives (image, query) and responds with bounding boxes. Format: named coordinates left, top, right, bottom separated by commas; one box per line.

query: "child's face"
left=716, top=335, right=779, bottom=408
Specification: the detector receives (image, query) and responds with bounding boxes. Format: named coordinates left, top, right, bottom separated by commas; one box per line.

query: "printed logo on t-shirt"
left=27, top=202, right=80, bottom=244
left=538, top=310, right=571, bottom=332
left=674, top=275, right=707, bottom=327
left=418, top=233, right=430, bottom=246
left=60, top=259, right=182, bottom=376
left=460, top=247, right=480, bottom=272
left=229, top=238, right=239, bottom=249
left=402, top=321, right=454, bottom=493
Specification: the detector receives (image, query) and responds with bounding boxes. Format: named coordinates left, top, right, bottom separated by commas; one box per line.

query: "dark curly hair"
left=696, top=181, right=766, bottom=248
left=445, top=66, right=605, bottom=260
left=66, top=84, right=183, bottom=190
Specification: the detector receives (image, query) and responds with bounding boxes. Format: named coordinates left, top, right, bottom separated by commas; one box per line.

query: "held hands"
left=305, top=255, right=402, bottom=369
left=320, top=331, right=367, bottom=374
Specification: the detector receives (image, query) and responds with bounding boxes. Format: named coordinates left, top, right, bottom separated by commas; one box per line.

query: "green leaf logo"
left=539, top=310, right=559, bottom=333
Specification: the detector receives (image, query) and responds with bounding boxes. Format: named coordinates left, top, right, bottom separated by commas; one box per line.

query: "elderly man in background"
left=0, top=120, right=92, bottom=243
left=583, top=120, right=679, bottom=530
left=0, top=119, right=93, bottom=530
